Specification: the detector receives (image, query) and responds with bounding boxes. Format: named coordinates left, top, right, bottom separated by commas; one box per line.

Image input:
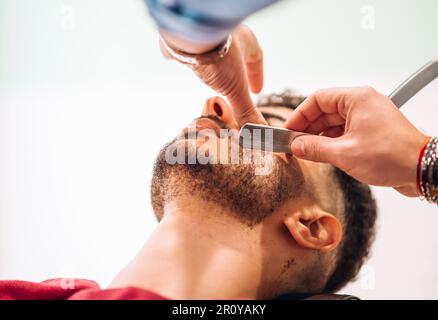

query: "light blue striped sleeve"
left=145, top=0, right=279, bottom=44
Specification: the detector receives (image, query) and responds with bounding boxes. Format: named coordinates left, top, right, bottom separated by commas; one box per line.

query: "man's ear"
left=283, top=206, right=343, bottom=252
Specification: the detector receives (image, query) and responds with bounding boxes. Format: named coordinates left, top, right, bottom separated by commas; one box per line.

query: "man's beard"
left=151, top=137, right=305, bottom=226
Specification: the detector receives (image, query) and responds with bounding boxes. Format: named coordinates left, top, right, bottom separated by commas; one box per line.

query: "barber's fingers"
left=225, top=24, right=266, bottom=126
left=291, top=135, right=345, bottom=166
left=233, top=25, right=264, bottom=94
left=213, top=26, right=266, bottom=126
left=227, top=90, right=267, bottom=126
left=321, top=126, right=345, bottom=138
left=190, top=42, right=266, bottom=126
left=291, top=135, right=344, bottom=166
left=284, top=88, right=350, bottom=132
left=306, top=113, right=345, bottom=135
left=161, top=23, right=267, bottom=127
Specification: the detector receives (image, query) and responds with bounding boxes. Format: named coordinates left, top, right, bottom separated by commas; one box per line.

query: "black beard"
left=150, top=138, right=305, bottom=226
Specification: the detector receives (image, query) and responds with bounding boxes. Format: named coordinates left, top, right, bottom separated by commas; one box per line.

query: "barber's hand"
left=161, top=25, right=267, bottom=126
left=284, top=86, right=428, bottom=197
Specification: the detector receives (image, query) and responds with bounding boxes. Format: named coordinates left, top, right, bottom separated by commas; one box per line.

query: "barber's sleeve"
left=145, top=0, right=279, bottom=44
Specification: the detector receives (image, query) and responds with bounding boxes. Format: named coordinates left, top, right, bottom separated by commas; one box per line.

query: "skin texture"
left=109, top=98, right=343, bottom=299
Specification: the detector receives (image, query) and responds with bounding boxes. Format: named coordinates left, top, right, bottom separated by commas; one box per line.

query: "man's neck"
left=109, top=197, right=270, bottom=299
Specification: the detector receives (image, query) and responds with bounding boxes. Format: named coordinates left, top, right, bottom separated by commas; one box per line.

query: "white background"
left=0, top=0, right=437, bottom=299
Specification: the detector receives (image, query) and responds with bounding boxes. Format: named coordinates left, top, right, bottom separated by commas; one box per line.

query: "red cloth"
left=0, top=278, right=168, bottom=300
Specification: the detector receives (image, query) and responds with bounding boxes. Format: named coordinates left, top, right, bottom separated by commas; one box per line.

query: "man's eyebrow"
left=259, top=111, right=287, bottom=122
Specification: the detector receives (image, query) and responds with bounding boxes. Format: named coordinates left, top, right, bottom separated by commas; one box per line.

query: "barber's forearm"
left=145, top=0, right=279, bottom=53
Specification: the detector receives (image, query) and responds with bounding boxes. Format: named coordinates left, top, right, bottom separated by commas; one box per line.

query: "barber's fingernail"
left=213, top=103, right=223, bottom=117
left=292, top=139, right=305, bottom=156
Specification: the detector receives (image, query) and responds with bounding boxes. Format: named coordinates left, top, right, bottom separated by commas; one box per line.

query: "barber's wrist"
left=160, top=30, right=222, bottom=54
left=416, top=136, right=431, bottom=197
left=394, top=132, right=428, bottom=197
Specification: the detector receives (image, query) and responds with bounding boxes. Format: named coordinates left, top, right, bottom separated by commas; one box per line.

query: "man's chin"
left=151, top=138, right=305, bottom=226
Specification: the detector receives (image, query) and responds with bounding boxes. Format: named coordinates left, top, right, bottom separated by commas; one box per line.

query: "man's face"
left=151, top=96, right=337, bottom=224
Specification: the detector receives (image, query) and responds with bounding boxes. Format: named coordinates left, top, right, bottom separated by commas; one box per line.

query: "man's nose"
left=202, top=97, right=239, bottom=129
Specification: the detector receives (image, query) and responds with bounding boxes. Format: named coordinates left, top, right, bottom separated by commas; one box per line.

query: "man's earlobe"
left=283, top=206, right=342, bottom=252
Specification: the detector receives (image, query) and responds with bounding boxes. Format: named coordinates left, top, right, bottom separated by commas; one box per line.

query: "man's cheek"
left=254, top=152, right=274, bottom=176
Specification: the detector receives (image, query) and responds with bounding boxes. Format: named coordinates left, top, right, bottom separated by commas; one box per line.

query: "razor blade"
left=239, top=123, right=308, bottom=154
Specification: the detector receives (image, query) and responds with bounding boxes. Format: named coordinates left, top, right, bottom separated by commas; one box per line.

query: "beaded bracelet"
left=418, top=137, right=438, bottom=204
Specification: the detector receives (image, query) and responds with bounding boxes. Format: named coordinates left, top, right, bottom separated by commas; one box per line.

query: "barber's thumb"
left=290, top=135, right=337, bottom=164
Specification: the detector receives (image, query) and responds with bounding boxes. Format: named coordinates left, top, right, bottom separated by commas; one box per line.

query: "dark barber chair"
left=304, top=294, right=359, bottom=300
left=276, top=293, right=360, bottom=300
